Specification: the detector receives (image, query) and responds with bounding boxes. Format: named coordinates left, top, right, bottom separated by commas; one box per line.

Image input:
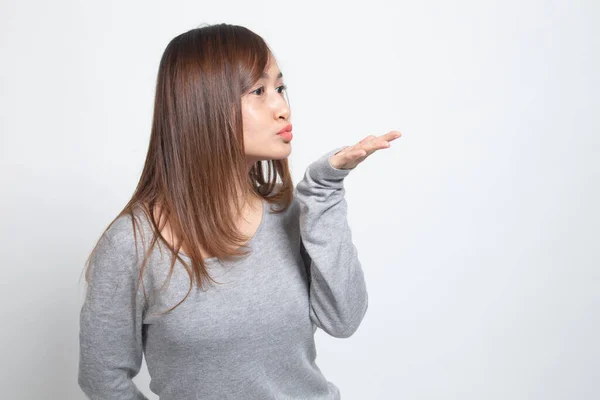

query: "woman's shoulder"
left=100, top=207, right=154, bottom=261
left=86, top=209, right=154, bottom=290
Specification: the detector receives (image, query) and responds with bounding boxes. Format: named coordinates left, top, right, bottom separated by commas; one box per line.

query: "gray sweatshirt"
left=78, top=146, right=369, bottom=400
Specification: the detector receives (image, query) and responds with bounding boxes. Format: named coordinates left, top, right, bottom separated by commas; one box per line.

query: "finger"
left=349, top=148, right=368, bottom=163
left=347, top=132, right=400, bottom=163
left=362, top=131, right=401, bottom=152
left=359, top=135, right=376, bottom=144
left=361, top=137, right=390, bottom=153
left=380, top=130, right=402, bottom=142
left=340, top=135, right=376, bottom=156
left=347, top=147, right=367, bottom=159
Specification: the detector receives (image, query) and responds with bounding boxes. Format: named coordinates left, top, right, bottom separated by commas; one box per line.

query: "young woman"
left=78, top=23, right=401, bottom=400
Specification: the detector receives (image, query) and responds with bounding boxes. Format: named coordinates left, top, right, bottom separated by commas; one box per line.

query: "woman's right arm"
left=78, top=233, right=149, bottom=399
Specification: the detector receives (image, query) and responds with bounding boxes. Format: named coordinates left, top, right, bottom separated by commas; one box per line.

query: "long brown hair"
left=82, top=23, right=295, bottom=315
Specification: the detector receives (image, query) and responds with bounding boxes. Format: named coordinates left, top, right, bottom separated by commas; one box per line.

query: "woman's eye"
left=251, top=85, right=287, bottom=96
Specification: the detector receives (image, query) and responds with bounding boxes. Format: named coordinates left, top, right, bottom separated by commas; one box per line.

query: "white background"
left=1, top=1, right=598, bottom=399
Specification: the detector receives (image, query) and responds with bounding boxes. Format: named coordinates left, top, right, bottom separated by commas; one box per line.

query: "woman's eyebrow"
left=261, top=71, right=284, bottom=80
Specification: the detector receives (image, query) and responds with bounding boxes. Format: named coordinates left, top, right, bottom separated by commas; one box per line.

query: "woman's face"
left=241, top=57, right=292, bottom=169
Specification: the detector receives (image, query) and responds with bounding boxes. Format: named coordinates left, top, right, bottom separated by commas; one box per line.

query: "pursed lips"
left=276, top=123, right=292, bottom=135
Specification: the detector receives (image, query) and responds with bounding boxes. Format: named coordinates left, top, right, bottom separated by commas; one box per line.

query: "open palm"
left=329, top=130, right=402, bottom=170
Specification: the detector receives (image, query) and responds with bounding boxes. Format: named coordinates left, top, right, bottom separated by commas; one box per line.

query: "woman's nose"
left=274, top=101, right=290, bottom=120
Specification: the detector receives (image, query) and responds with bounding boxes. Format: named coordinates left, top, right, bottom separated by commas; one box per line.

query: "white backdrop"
left=1, top=1, right=598, bottom=399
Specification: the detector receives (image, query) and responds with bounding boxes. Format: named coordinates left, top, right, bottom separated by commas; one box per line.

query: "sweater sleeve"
left=295, top=146, right=369, bottom=338
left=78, top=232, right=149, bottom=400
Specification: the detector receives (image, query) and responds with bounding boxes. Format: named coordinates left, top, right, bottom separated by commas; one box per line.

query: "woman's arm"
left=78, top=233, right=149, bottom=399
left=295, top=146, right=369, bottom=338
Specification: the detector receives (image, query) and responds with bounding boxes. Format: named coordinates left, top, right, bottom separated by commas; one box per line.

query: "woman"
left=78, top=23, right=401, bottom=400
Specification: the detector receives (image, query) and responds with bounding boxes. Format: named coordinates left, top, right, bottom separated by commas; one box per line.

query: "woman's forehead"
left=262, top=60, right=283, bottom=80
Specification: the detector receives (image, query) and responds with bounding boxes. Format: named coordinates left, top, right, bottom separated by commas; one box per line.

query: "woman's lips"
left=277, top=131, right=293, bottom=141
left=277, top=123, right=293, bottom=134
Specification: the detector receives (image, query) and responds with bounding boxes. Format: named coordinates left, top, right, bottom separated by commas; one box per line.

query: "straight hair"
left=82, top=23, right=294, bottom=316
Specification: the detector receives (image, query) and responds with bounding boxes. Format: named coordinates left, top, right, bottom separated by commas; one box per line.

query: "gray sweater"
left=78, top=146, right=369, bottom=399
